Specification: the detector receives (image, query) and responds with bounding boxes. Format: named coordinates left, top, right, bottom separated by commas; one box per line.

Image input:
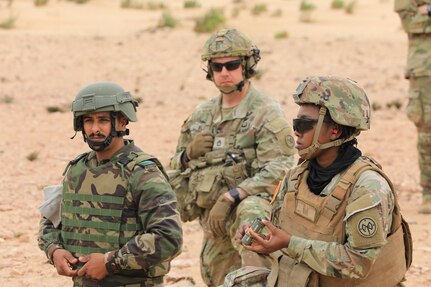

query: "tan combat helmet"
left=201, top=29, right=261, bottom=93
left=293, top=76, right=371, bottom=159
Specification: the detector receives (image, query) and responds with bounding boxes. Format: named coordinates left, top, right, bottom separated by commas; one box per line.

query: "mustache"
left=88, top=133, right=106, bottom=139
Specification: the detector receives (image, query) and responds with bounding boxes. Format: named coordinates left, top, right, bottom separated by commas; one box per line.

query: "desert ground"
left=0, top=0, right=430, bottom=286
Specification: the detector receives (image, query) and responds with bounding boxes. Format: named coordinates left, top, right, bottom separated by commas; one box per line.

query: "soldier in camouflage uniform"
left=169, top=29, right=295, bottom=286
left=230, top=77, right=412, bottom=287
left=395, top=0, right=431, bottom=213
left=38, top=82, right=183, bottom=287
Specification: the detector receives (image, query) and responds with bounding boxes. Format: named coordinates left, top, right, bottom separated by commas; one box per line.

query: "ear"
left=330, top=124, right=341, bottom=140
left=116, top=114, right=128, bottom=131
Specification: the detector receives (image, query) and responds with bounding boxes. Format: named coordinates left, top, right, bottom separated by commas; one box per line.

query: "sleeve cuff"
left=104, top=251, right=121, bottom=274
left=283, top=235, right=310, bottom=260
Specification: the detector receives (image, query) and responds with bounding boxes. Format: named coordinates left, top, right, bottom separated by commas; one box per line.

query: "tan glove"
left=186, top=131, right=214, bottom=160
left=208, top=194, right=234, bottom=237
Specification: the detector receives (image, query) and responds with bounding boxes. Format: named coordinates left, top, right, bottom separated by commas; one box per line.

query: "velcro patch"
left=345, top=194, right=386, bottom=249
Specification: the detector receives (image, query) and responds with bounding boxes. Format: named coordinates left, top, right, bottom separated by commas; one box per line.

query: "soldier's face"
left=294, top=104, right=334, bottom=157
left=211, top=56, right=244, bottom=88
left=82, top=112, right=126, bottom=140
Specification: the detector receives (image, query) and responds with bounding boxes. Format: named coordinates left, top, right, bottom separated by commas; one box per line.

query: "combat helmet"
left=202, top=28, right=261, bottom=84
left=293, top=76, right=371, bottom=159
left=71, top=82, right=138, bottom=151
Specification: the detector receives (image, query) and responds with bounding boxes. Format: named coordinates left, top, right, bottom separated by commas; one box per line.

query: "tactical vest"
left=186, top=95, right=260, bottom=210
left=61, top=150, right=170, bottom=285
left=276, top=156, right=412, bottom=287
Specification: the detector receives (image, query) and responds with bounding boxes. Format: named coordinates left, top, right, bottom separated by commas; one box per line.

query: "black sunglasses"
left=209, top=59, right=242, bottom=72
left=292, top=118, right=319, bottom=133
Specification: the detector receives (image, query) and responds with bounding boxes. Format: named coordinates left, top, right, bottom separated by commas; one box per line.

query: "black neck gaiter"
left=307, top=144, right=362, bottom=195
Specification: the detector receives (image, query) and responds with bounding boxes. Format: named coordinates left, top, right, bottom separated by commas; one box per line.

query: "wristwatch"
left=228, top=188, right=241, bottom=205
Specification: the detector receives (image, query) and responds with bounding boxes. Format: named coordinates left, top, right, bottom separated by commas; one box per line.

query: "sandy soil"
left=0, top=0, right=430, bottom=286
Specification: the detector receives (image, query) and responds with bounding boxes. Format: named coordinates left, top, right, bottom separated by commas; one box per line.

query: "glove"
left=208, top=194, right=234, bottom=237
left=186, top=131, right=214, bottom=160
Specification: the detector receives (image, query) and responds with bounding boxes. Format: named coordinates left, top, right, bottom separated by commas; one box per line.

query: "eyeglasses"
left=209, top=59, right=242, bottom=72
left=292, top=118, right=319, bottom=133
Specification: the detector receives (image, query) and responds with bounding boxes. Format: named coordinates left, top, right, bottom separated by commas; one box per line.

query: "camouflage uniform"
left=269, top=157, right=409, bottom=286
left=38, top=83, right=182, bottom=287
left=39, top=141, right=182, bottom=287
left=224, top=77, right=412, bottom=287
left=170, top=85, right=295, bottom=286
left=395, top=0, right=431, bottom=212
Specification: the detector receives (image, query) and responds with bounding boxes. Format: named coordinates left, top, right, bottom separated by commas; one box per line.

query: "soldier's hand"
left=242, top=220, right=291, bottom=254
left=52, top=249, right=79, bottom=277
left=186, top=131, right=214, bottom=160
left=77, top=253, right=108, bottom=281
left=208, top=193, right=234, bottom=237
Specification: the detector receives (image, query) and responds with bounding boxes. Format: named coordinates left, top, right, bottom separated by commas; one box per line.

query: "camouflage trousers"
left=72, top=276, right=164, bottom=287
left=199, top=194, right=272, bottom=287
left=408, top=76, right=431, bottom=196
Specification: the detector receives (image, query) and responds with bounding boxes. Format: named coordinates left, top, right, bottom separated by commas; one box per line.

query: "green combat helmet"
left=201, top=28, right=261, bottom=93
left=293, top=76, right=371, bottom=159
left=71, top=82, right=139, bottom=151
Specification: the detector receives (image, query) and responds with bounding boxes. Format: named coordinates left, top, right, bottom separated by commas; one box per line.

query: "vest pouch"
left=168, top=169, right=200, bottom=222
left=277, top=255, right=318, bottom=287
left=224, top=266, right=271, bottom=287
left=191, top=166, right=227, bottom=209
left=221, top=161, right=248, bottom=189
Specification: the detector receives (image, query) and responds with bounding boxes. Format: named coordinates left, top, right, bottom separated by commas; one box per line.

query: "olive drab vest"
left=275, top=156, right=412, bottom=287
left=61, top=150, right=170, bottom=284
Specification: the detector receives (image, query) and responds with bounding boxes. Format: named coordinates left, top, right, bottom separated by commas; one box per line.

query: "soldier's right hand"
left=52, top=249, right=79, bottom=277
left=186, top=131, right=214, bottom=160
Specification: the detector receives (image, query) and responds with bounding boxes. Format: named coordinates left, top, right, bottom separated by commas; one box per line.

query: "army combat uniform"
left=39, top=141, right=183, bottom=287
left=395, top=0, right=431, bottom=211
left=267, top=156, right=412, bottom=286
left=170, top=84, right=295, bottom=286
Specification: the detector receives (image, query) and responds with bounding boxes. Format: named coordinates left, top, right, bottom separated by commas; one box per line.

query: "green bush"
left=0, top=95, right=14, bottom=104
left=34, top=0, right=49, bottom=6
left=194, top=8, right=225, bottom=33
left=0, top=12, right=18, bottom=29
left=158, top=11, right=178, bottom=28
left=251, top=3, right=267, bottom=15
left=274, top=30, right=288, bottom=40
left=299, top=1, right=315, bottom=22
left=300, top=0, right=315, bottom=11
left=184, top=0, right=200, bottom=9
left=271, top=8, right=283, bottom=17
left=345, top=0, right=356, bottom=14
left=331, top=0, right=344, bottom=9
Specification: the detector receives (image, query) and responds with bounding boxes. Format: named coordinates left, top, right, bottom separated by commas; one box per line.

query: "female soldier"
left=230, top=76, right=412, bottom=287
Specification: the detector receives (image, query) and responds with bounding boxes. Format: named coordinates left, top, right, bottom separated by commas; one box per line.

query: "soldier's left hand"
left=242, top=220, right=291, bottom=254
left=77, top=253, right=108, bottom=280
left=208, top=193, right=234, bottom=237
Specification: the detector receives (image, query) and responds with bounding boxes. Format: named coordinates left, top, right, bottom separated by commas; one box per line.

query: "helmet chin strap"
left=215, top=80, right=246, bottom=94
left=82, top=112, right=129, bottom=152
left=298, top=106, right=358, bottom=160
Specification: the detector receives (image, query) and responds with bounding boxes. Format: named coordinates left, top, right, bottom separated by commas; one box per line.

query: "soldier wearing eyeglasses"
left=229, top=76, right=412, bottom=287
left=169, top=28, right=295, bottom=286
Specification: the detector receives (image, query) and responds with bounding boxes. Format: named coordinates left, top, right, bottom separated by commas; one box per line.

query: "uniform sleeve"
left=38, top=216, right=62, bottom=255
left=395, top=0, right=431, bottom=33
left=112, top=165, right=183, bottom=270
left=238, top=108, right=295, bottom=196
left=283, top=171, right=394, bottom=279
left=170, top=119, right=191, bottom=171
